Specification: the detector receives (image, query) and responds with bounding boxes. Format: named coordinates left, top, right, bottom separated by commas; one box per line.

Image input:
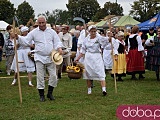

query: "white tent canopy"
left=0, top=20, right=9, bottom=30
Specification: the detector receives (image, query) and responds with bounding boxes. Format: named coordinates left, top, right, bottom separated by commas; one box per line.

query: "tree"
left=16, top=1, right=35, bottom=25
left=93, top=2, right=123, bottom=22
left=0, top=0, right=15, bottom=24
left=66, top=0, right=100, bottom=23
left=130, top=0, right=160, bottom=22
left=40, top=9, right=70, bottom=25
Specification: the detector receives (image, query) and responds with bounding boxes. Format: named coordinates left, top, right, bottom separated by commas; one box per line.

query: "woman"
left=5, top=31, right=15, bottom=75
left=149, top=27, right=160, bottom=80
left=75, top=25, right=108, bottom=96
left=127, top=26, right=145, bottom=80
left=11, top=26, right=35, bottom=87
left=103, top=31, right=115, bottom=71
left=111, top=31, right=126, bottom=81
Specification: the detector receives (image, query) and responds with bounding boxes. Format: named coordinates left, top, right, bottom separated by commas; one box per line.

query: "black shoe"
left=40, top=96, right=45, bottom=102
left=130, top=77, right=138, bottom=80
left=47, top=94, right=55, bottom=100
left=47, top=85, right=55, bottom=100
left=58, top=73, right=61, bottom=79
left=139, top=75, right=145, bottom=80
left=38, top=89, right=45, bottom=102
left=117, top=78, right=123, bottom=81
left=102, top=91, right=107, bottom=96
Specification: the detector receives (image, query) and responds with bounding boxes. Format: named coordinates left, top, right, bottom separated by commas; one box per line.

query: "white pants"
left=36, top=61, right=58, bottom=89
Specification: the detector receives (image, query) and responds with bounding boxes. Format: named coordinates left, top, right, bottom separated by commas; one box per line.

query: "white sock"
left=88, top=87, right=92, bottom=94
left=12, top=79, right=17, bottom=84
left=102, top=87, right=106, bottom=92
left=29, top=81, right=32, bottom=85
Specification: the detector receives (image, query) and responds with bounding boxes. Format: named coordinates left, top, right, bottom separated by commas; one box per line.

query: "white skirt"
left=83, top=52, right=105, bottom=81
left=103, top=49, right=113, bottom=70
left=11, top=49, right=35, bottom=73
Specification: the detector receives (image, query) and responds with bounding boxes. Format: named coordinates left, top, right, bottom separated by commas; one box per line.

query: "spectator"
left=0, top=32, right=4, bottom=73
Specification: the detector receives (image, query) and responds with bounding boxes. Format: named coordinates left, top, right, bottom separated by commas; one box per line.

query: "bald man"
left=18, top=15, right=63, bottom=102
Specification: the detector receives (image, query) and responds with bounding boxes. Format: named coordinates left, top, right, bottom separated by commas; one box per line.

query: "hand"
left=57, top=48, right=63, bottom=55
left=63, top=50, right=68, bottom=55
left=0, top=46, right=2, bottom=50
left=15, top=33, right=18, bottom=39
left=114, top=55, right=118, bottom=61
left=75, top=59, right=79, bottom=63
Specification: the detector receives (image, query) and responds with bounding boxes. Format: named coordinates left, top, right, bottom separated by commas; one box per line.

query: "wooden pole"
left=109, top=16, right=117, bottom=93
left=13, top=18, right=22, bottom=103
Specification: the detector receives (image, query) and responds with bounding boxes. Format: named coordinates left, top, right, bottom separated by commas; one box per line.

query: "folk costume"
left=11, top=26, right=35, bottom=86
left=111, top=32, right=126, bottom=81
left=81, top=35, right=108, bottom=80
left=103, top=37, right=115, bottom=70
left=127, top=34, right=145, bottom=79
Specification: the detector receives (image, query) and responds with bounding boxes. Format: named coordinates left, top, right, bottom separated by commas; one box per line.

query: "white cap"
left=20, top=26, right=29, bottom=32
left=88, top=25, right=97, bottom=31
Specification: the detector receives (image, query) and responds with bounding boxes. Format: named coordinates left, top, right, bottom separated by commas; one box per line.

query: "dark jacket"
left=71, top=36, right=78, bottom=51
left=0, top=33, right=4, bottom=49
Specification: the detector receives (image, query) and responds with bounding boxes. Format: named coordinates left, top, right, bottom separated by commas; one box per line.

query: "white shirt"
left=128, top=34, right=144, bottom=52
left=18, top=27, right=63, bottom=64
left=58, top=32, right=72, bottom=58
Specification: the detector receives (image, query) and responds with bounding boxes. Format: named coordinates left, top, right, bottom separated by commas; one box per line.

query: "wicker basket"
left=67, top=71, right=82, bottom=79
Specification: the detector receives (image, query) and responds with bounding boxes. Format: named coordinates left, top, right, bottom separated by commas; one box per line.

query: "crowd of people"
left=0, top=15, right=160, bottom=102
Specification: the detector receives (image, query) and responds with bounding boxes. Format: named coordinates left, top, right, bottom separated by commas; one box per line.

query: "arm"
left=137, top=36, right=144, bottom=51
left=17, top=31, right=33, bottom=46
left=75, top=53, right=84, bottom=62
left=67, top=34, right=72, bottom=52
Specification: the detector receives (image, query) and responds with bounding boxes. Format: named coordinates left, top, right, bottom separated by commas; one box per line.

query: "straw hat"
left=51, top=50, right=63, bottom=65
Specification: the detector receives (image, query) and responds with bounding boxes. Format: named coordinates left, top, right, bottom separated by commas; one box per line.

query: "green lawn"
left=0, top=60, right=160, bottom=120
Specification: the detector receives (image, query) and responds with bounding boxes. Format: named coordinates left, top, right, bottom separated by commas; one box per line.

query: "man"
left=0, top=32, right=4, bottom=73
left=57, top=25, right=72, bottom=79
left=146, top=27, right=156, bottom=39
left=18, top=15, right=63, bottom=102
left=71, top=30, right=80, bottom=61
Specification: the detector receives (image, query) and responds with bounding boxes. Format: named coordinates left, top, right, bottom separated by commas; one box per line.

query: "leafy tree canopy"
left=16, top=1, right=35, bottom=25
left=93, top=2, right=123, bottom=22
left=130, top=0, right=160, bottom=22
left=0, top=0, right=15, bottom=24
left=40, top=9, right=70, bottom=25
left=66, top=0, right=100, bottom=23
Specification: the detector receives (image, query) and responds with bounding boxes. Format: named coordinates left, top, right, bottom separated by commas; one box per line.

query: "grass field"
left=0, top=60, right=160, bottom=120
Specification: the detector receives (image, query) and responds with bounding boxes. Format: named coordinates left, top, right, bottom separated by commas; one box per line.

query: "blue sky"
left=10, top=0, right=136, bottom=17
